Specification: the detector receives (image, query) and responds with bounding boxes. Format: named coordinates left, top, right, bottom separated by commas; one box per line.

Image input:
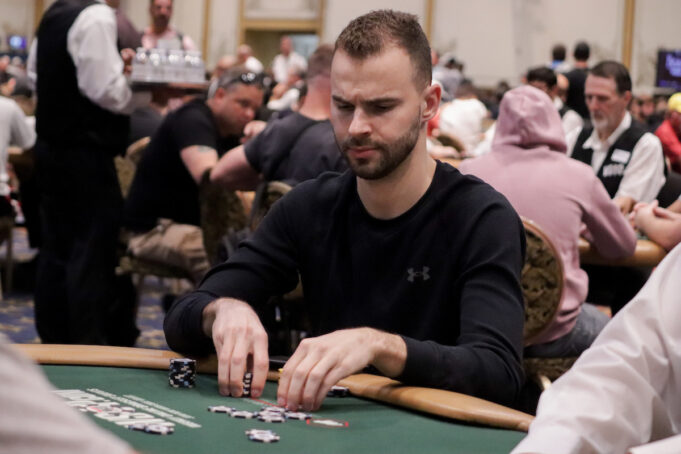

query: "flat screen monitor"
left=8, top=35, right=27, bottom=52
left=656, top=49, right=681, bottom=91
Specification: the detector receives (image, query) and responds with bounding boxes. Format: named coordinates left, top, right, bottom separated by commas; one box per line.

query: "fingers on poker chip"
left=327, top=385, right=350, bottom=397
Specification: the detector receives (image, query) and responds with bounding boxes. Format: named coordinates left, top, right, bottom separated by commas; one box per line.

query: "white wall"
left=205, top=0, right=239, bottom=68
left=431, top=0, right=623, bottom=87
left=323, top=0, right=426, bottom=44
left=431, top=0, right=516, bottom=86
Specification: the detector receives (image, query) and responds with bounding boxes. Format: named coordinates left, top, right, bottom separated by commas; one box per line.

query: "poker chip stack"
left=242, top=371, right=253, bottom=396
left=169, top=358, right=196, bottom=388
left=258, top=405, right=286, bottom=423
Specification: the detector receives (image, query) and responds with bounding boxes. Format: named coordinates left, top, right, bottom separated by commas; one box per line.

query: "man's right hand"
left=202, top=298, right=269, bottom=398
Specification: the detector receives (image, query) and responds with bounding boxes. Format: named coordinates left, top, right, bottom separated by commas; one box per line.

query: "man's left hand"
left=276, top=328, right=406, bottom=411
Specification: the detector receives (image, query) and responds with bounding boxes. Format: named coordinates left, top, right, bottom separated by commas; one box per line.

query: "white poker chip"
left=231, top=410, right=257, bottom=419
left=248, top=432, right=280, bottom=443
left=260, top=406, right=286, bottom=414
left=257, top=413, right=286, bottom=423
left=207, top=405, right=234, bottom=414
left=285, top=411, right=311, bottom=420
left=245, top=429, right=276, bottom=436
left=126, top=423, right=149, bottom=432
left=144, top=424, right=175, bottom=435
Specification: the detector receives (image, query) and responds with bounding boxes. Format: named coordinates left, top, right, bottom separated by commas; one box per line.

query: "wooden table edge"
left=19, top=344, right=533, bottom=433
left=579, top=238, right=666, bottom=267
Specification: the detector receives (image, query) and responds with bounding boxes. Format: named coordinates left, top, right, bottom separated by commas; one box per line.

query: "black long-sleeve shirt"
left=165, top=161, right=526, bottom=406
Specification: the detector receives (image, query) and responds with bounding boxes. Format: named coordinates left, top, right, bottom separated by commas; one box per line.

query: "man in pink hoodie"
left=459, top=85, right=636, bottom=357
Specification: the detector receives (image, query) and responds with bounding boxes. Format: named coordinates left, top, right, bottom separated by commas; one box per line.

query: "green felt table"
left=18, top=344, right=530, bottom=454
left=41, top=365, right=524, bottom=453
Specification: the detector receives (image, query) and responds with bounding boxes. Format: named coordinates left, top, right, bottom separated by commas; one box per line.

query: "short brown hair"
left=306, top=44, right=334, bottom=80
left=334, top=10, right=431, bottom=89
left=590, top=60, right=632, bottom=95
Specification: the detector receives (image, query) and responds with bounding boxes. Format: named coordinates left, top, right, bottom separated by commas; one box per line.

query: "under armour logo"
left=407, top=267, right=430, bottom=282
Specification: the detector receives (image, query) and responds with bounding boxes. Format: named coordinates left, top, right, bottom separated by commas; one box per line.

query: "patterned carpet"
left=0, top=227, right=170, bottom=349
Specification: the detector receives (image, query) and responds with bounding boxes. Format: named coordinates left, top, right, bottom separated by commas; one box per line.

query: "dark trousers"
left=33, top=140, right=137, bottom=345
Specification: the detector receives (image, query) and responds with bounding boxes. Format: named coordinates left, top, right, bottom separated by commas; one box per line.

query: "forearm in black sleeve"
left=398, top=205, right=526, bottom=406
left=163, top=194, right=301, bottom=354
left=164, top=290, right=216, bottom=355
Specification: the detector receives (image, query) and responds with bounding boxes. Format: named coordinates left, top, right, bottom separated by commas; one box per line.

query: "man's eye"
left=336, top=103, right=353, bottom=112
left=371, top=105, right=391, bottom=113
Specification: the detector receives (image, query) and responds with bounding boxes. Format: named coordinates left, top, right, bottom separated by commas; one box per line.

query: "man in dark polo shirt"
left=165, top=10, right=526, bottom=410
left=124, top=70, right=263, bottom=285
left=210, top=44, right=346, bottom=189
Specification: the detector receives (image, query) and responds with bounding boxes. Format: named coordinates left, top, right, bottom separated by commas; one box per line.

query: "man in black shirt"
left=211, top=44, right=347, bottom=188
left=165, top=10, right=525, bottom=409
left=124, top=69, right=263, bottom=284
left=564, top=41, right=590, bottom=119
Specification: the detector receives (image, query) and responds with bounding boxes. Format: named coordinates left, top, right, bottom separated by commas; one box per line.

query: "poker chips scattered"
left=245, top=429, right=280, bottom=443
left=168, top=358, right=196, bottom=388
left=127, top=422, right=175, bottom=435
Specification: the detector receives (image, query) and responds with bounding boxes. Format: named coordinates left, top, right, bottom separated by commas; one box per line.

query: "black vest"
left=571, top=121, right=647, bottom=198
left=36, top=0, right=129, bottom=155
left=558, top=105, right=570, bottom=118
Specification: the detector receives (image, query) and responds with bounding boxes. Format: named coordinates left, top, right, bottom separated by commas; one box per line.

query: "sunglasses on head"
left=225, top=72, right=263, bottom=87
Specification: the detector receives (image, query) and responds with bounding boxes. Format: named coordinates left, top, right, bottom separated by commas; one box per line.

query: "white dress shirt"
left=438, top=98, right=488, bottom=154
left=271, top=52, right=307, bottom=84
left=512, top=244, right=681, bottom=454
left=27, top=0, right=148, bottom=116
left=0, top=97, right=36, bottom=196
left=0, top=334, right=131, bottom=454
left=566, top=112, right=665, bottom=202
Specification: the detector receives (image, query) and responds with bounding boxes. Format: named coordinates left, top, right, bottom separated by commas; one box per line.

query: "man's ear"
left=422, top=83, right=441, bottom=122
left=622, top=90, right=633, bottom=105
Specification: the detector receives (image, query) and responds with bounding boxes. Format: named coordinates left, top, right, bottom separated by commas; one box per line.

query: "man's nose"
left=348, top=109, right=371, bottom=136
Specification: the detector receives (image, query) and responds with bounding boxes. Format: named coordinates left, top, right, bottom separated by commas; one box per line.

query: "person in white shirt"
left=271, top=35, right=307, bottom=84
left=512, top=243, right=681, bottom=454
left=438, top=79, right=488, bottom=155
left=0, top=96, right=35, bottom=216
left=566, top=61, right=665, bottom=215
left=28, top=0, right=150, bottom=345
left=236, top=44, right=264, bottom=74
left=0, top=333, right=135, bottom=454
